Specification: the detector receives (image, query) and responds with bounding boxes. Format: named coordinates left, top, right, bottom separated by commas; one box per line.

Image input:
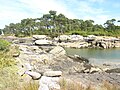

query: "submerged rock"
left=105, top=68, right=120, bottom=73
left=68, top=55, right=89, bottom=63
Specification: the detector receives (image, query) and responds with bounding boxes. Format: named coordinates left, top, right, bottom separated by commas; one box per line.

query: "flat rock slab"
left=44, top=71, right=62, bottom=77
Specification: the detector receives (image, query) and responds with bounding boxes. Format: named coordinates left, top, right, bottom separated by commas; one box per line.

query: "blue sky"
left=0, top=0, right=120, bottom=29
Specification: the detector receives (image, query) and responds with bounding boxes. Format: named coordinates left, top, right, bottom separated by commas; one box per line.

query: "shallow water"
left=65, top=48, right=120, bottom=64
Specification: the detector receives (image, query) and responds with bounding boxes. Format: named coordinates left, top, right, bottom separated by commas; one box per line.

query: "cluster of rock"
left=20, top=70, right=62, bottom=90
left=54, top=35, right=120, bottom=49
left=4, top=35, right=118, bottom=89
left=39, top=71, right=62, bottom=90
left=31, top=35, right=120, bottom=49
left=2, top=35, right=120, bottom=49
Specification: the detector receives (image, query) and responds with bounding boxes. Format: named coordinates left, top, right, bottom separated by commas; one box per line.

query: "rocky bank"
left=1, top=35, right=120, bottom=90
left=14, top=44, right=120, bottom=89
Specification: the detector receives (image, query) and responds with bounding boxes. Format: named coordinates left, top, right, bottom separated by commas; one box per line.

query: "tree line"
left=1, top=10, right=120, bottom=37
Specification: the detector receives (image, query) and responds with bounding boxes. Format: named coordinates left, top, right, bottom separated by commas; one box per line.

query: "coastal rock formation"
left=53, top=35, right=120, bottom=49
left=14, top=41, right=120, bottom=89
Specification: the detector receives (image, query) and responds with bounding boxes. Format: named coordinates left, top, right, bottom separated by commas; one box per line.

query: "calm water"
left=65, top=48, right=120, bottom=64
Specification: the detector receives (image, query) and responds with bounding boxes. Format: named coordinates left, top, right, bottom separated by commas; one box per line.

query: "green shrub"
left=0, top=45, right=18, bottom=69
left=0, top=39, right=10, bottom=51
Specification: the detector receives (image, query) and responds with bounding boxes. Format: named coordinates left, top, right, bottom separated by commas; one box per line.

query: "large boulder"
left=39, top=76, right=61, bottom=90
left=49, top=46, right=66, bottom=56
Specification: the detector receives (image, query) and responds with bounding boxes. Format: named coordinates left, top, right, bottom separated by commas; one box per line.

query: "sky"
left=0, top=0, right=120, bottom=29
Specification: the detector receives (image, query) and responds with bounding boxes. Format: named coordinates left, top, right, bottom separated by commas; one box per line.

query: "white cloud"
left=76, top=1, right=108, bottom=14
left=0, top=0, right=78, bottom=28
left=0, top=0, right=119, bottom=28
left=17, top=0, right=77, bottom=18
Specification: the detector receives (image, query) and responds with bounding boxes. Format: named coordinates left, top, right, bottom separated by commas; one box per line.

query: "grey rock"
left=105, top=68, right=120, bottom=73
left=23, top=71, right=42, bottom=80
left=49, top=46, right=66, bottom=56
left=33, top=35, right=49, bottom=40
left=43, top=71, right=62, bottom=77
left=39, top=76, right=60, bottom=90
left=35, top=40, right=52, bottom=45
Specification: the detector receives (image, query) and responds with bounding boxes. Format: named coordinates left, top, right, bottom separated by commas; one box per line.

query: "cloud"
left=17, top=0, right=77, bottom=18
left=0, top=0, right=119, bottom=28
left=0, top=0, right=78, bottom=28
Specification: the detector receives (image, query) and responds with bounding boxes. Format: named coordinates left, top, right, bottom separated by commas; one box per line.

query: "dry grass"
left=60, top=78, right=119, bottom=90
left=102, top=81, right=119, bottom=90
left=20, top=81, right=39, bottom=90
left=60, top=78, right=94, bottom=90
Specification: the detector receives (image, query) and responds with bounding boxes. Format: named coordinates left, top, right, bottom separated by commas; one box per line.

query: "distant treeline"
left=1, top=10, right=120, bottom=37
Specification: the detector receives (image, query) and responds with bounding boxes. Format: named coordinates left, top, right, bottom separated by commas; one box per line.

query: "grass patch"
left=60, top=78, right=119, bottom=90
left=21, top=81, right=39, bottom=90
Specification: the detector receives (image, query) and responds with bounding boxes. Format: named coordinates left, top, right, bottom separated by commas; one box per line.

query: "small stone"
left=24, top=71, right=41, bottom=80
left=13, top=52, right=20, bottom=57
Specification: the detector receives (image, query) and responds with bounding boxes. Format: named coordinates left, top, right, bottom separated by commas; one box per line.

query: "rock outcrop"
left=39, top=71, right=62, bottom=90
left=14, top=42, right=120, bottom=89
left=53, top=35, right=120, bottom=49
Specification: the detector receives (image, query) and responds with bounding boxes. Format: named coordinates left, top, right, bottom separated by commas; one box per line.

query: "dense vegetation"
left=1, top=10, right=120, bottom=37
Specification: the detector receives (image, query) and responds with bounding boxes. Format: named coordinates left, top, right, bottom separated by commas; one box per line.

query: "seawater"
left=65, top=48, right=120, bottom=64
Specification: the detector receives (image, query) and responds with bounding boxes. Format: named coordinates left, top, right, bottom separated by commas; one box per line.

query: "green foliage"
left=1, top=10, right=120, bottom=37
left=0, top=39, right=10, bottom=51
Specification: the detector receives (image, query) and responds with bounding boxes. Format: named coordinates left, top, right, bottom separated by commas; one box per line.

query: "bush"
left=0, top=45, right=18, bottom=69
left=0, top=39, right=10, bottom=51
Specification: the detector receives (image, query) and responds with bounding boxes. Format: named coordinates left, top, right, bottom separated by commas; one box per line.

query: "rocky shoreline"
left=1, top=35, right=120, bottom=49
left=14, top=44, right=120, bottom=89
left=1, top=35, right=120, bottom=89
